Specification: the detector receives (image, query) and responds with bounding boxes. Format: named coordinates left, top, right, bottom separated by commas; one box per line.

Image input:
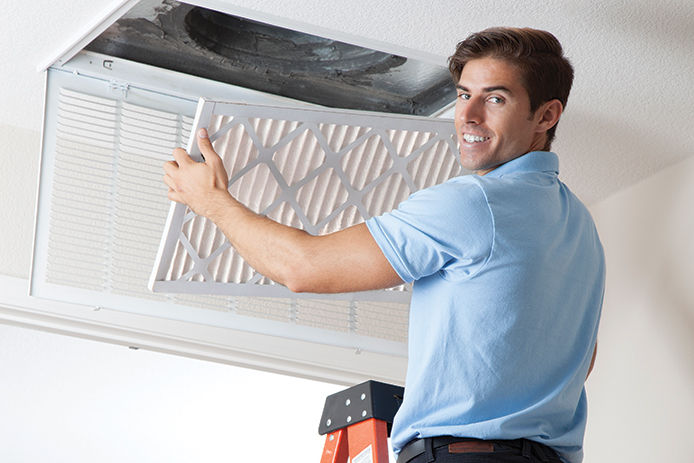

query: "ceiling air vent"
left=30, top=0, right=462, bottom=380
left=84, top=0, right=456, bottom=115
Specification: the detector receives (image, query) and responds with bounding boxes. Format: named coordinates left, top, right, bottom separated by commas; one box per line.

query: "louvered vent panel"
left=151, top=99, right=463, bottom=332
left=111, top=101, right=191, bottom=299
left=45, top=88, right=247, bottom=314
left=48, top=89, right=118, bottom=291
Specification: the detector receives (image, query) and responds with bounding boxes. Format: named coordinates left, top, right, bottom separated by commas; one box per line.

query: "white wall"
left=0, top=322, right=342, bottom=463
left=0, top=124, right=38, bottom=277
left=584, top=154, right=694, bottom=461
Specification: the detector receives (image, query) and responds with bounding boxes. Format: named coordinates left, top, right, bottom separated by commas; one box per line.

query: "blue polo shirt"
left=366, top=151, right=605, bottom=463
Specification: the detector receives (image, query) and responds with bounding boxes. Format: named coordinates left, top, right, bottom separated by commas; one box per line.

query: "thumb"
left=196, top=128, right=221, bottom=164
left=197, top=128, right=216, bottom=160
left=197, top=127, right=228, bottom=186
left=198, top=128, right=222, bottom=167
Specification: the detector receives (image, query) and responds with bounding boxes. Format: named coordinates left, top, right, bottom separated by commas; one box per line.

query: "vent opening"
left=184, top=9, right=406, bottom=74
left=84, top=0, right=456, bottom=115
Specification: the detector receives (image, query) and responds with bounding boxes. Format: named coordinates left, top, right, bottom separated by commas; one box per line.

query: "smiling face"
left=454, top=57, right=560, bottom=175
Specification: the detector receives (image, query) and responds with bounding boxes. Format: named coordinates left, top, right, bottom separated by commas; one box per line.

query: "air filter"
left=150, top=99, right=462, bottom=305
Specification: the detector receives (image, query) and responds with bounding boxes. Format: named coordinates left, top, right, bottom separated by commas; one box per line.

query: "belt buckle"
left=448, top=441, right=495, bottom=453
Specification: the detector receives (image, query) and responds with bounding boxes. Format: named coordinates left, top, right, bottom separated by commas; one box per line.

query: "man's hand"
left=163, top=128, right=231, bottom=217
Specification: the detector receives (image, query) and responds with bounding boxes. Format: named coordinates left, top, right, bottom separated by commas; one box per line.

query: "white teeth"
left=463, top=133, right=488, bottom=143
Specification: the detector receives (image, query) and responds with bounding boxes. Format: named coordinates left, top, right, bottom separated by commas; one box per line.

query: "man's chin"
left=459, top=156, right=492, bottom=174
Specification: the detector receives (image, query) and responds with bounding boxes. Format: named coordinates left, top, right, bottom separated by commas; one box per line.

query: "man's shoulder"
left=396, top=175, right=493, bottom=228
left=414, top=175, right=488, bottom=204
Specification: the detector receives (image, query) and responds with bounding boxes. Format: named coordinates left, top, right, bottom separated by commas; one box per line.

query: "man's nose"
left=460, top=98, right=484, bottom=125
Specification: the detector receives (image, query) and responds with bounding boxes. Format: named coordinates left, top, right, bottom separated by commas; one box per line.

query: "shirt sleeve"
left=366, top=178, right=494, bottom=283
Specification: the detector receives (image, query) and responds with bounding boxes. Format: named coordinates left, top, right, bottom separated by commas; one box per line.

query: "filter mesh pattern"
left=153, top=101, right=462, bottom=302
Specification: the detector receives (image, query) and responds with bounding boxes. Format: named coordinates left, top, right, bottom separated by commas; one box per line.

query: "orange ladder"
left=319, top=381, right=404, bottom=463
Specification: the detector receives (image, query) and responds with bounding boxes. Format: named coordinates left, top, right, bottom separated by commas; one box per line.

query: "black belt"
left=397, top=436, right=556, bottom=463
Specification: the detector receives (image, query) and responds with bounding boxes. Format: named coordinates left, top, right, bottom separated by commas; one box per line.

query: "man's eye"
left=457, top=93, right=471, bottom=100
left=488, top=96, right=504, bottom=104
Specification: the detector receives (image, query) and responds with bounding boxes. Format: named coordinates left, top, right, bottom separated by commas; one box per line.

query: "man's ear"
left=535, top=99, right=564, bottom=133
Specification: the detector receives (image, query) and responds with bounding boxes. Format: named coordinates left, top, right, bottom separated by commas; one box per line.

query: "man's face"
left=454, top=57, right=547, bottom=175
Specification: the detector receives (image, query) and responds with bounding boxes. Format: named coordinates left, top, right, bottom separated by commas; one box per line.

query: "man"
left=163, top=27, right=604, bottom=463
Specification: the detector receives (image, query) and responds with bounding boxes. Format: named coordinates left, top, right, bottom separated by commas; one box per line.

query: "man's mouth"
left=462, top=133, right=490, bottom=144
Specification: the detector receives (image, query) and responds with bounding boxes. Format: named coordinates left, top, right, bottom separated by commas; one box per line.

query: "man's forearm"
left=204, top=190, right=318, bottom=292
left=164, top=129, right=403, bottom=294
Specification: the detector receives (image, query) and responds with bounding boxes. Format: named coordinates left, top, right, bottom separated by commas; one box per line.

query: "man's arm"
left=163, top=129, right=403, bottom=293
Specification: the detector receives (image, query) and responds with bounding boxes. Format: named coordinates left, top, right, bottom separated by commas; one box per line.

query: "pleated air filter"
left=33, top=58, right=461, bottom=355
left=150, top=99, right=462, bottom=310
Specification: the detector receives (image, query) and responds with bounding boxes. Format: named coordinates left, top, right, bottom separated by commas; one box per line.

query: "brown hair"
left=448, top=27, right=574, bottom=150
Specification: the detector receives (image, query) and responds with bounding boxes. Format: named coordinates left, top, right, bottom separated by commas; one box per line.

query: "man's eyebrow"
left=456, top=84, right=513, bottom=94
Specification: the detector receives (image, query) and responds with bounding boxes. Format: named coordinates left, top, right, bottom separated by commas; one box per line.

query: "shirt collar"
left=484, top=151, right=559, bottom=178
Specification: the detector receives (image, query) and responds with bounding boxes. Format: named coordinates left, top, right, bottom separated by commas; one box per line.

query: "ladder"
left=319, top=381, right=404, bottom=463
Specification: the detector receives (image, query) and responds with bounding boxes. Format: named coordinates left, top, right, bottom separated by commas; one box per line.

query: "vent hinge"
left=108, top=79, right=130, bottom=98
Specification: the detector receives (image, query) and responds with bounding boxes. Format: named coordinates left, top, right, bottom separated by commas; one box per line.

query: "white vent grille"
left=46, top=88, right=195, bottom=299
left=151, top=99, right=462, bottom=307
left=33, top=61, right=460, bottom=354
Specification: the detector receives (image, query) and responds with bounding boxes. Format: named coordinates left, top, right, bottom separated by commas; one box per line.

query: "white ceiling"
left=3, top=0, right=694, bottom=205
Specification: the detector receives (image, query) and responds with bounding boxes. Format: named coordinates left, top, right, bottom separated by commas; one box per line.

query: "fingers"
left=196, top=128, right=224, bottom=169
left=163, top=129, right=228, bottom=207
left=162, top=173, right=177, bottom=191
left=172, top=147, right=193, bottom=166
left=163, top=160, right=178, bottom=176
left=169, top=129, right=223, bottom=171
left=167, top=188, right=183, bottom=204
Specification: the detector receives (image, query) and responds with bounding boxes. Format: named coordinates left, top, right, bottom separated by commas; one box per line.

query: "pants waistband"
left=396, top=436, right=559, bottom=463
